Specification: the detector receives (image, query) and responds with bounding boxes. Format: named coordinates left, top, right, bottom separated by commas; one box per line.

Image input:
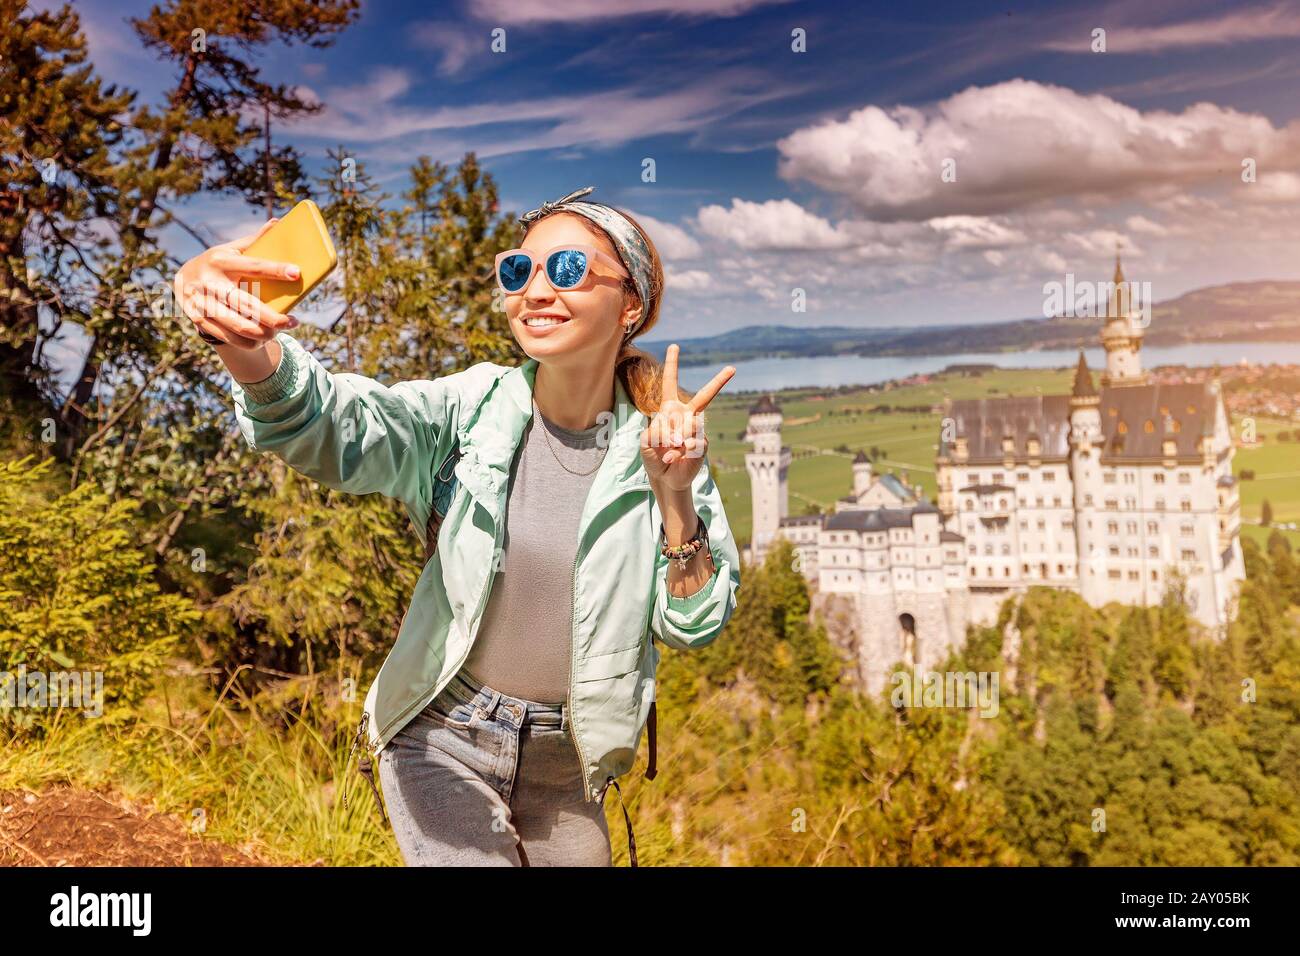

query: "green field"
left=705, top=367, right=1300, bottom=550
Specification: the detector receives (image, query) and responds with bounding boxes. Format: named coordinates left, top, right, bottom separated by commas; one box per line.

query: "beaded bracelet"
left=660, top=515, right=710, bottom=570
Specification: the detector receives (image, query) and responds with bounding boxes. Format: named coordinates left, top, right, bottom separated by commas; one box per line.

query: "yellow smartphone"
left=241, top=199, right=338, bottom=314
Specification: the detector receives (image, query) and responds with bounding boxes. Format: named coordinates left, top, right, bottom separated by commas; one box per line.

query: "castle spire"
left=1071, top=349, right=1097, bottom=399
left=1113, top=241, right=1125, bottom=285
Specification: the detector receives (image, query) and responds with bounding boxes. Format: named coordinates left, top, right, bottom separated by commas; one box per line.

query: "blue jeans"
left=377, top=668, right=612, bottom=866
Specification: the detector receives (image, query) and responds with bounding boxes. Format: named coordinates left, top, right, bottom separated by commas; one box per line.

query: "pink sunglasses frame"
left=493, top=243, right=630, bottom=296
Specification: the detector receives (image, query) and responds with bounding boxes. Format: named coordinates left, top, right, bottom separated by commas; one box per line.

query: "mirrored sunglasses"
left=494, top=244, right=630, bottom=295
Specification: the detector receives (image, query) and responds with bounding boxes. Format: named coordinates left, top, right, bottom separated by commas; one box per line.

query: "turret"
left=1068, top=351, right=1105, bottom=603
left=745, top=393, right=791, bottom=563
left=852, top=450, right=873, bottom=497
left=1100, top=248, right=1147, bottom=387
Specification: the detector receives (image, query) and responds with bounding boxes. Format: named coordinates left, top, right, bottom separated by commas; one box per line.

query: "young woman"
left=173, top=186, right=741, bottom=866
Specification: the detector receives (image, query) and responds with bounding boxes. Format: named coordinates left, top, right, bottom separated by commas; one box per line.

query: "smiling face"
left=505, top=212, right=642, bottom=371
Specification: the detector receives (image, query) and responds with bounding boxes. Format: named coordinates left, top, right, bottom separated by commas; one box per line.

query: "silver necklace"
left=533, top=398, right=607, bottom=476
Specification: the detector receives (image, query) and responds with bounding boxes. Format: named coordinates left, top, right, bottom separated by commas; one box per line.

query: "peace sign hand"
left=640, top=344, right=736, bottom=492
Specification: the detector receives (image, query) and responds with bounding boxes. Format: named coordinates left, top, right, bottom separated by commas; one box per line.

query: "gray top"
left=460, top=397, right=609, bottom=704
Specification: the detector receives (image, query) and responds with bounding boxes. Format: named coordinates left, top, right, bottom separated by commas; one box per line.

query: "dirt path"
left=0, top=784, right=283, bottom=866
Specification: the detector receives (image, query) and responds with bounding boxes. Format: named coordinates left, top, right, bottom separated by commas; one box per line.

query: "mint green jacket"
left=231, top=333, right=741, bottom=803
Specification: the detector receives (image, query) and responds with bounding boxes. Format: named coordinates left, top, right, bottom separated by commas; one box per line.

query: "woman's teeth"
left=524, top=316, right=567, bottom=327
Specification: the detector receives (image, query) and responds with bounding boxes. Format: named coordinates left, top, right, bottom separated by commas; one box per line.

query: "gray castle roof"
left=939, top=382, right=1217, bottom=463
left=824, top=502, right=938, bottom=532
left=748, top=393, right=780, bottom=415
left=940, top=394, right=1074, bottom=461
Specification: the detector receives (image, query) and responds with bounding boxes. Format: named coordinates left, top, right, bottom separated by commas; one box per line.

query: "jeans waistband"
left=447, top=667, right=565, bottom=728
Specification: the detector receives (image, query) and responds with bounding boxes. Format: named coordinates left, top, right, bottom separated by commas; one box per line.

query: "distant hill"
left=643, top=280, right=1300, bottom=366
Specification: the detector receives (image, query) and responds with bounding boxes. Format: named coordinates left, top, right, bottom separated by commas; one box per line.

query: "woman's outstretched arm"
left=173, top=218, right=461, bottom=519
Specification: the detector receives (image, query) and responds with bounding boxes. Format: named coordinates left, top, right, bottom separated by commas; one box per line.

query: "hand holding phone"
left=173, top=199, right=338, bottom=351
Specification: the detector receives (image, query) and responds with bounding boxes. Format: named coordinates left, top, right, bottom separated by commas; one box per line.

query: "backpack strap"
left=645, top=700, right=657, bottom=780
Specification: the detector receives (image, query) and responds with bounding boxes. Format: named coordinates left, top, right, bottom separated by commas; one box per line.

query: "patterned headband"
left=517, top=185, right=654, bottom=337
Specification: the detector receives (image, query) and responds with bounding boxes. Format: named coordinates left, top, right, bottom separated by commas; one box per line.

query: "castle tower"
left=745, top=393, right=791, bottom=564
left=1067, top=351, right=1106, bottom=604
left=851, top=450, right=873, bottom=497
left=1100, top=249, right=1147, bottom=387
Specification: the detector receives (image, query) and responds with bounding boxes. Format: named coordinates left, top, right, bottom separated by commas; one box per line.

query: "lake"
left=675, top=341, right=1300, bottom=393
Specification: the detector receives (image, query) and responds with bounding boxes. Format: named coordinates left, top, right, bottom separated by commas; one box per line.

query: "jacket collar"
left=455, top=357, right=651, bottom=509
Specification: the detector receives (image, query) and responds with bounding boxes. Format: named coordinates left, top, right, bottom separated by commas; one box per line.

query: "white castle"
left=746, top=254, right=1245, bottom=693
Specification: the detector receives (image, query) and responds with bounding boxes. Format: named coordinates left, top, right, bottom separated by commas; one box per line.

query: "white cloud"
left=695, top=198, right=858, bottom=250
left=665, top=268, right=713, bottom=292
left=926, top=216, right=1027, bottom=249
left=632, top=212, right=703, bottom=260
left=1125, top=215, right=1168, bottom=236
left=1241, top=171, right=1300, bottom=203
left=775, top=79, right=1300, bottom=220
left=408, top=23, right=481, bottom=77
left=1044, top=6, right=1300, bottom=53
left=465, top=0, right=792, bottom=24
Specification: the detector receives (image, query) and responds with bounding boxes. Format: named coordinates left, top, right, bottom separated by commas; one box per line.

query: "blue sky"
left=62, top=0, right=1300, bottom=340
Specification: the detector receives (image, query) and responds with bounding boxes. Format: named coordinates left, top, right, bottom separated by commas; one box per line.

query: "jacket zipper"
left=567, top=483, right=654, bottom=805
left=568, top=545, right=595, bottom=803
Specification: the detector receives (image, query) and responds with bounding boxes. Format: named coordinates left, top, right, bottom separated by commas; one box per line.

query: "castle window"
left=1107, top=521, right=1119, bottom=534
left=992, top=472, right=1004, bottom=484
left=1151, top=570, right=1159, bottom=581
left=1147, top=521, right=1158, bottom=534
left=1154, top=473, right=1165, bottom=484
left=1057, top=564, right=1065, bottom=574
left=1144, top=420, right=1154, bottom=433
left=1180, top=523, right=1194, bottom=537
left=1104, top=472, right=1116, bottom=484
left=1017, top=472, right=1029, bottom=482
left=1155, top=498, right=1166, bottom=511
left=1178, top=471, right=1191, bottom=484
left=1001, top=544, right=1011, bottom=555
left=1108, top=569, right=1121, bottom=579
left=968, top=545, right=976, bottom=555
left=1126, top=521, right=1137, bottom=533
left=1117, top=421, right=1128, bottom=435
left=1054, top=496, right=1062, bottom=507
left=1108, top=546, right=1119, bottom=557
left=1004, top=567, right=1011, bottom=577
left=1149, top=545, right=1159, bottom=557
left=1043, top=471, right=1055, bottom=482
left=1127, top=570, right=1140, bottom=581
left=1105, top=498, right=1118, bottom=510
left=1181, top=549, right=1196, bottom=561
left=1037, top=519, right=1046, bottom=531
left=1181, top=499, right=1192, bottom=512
